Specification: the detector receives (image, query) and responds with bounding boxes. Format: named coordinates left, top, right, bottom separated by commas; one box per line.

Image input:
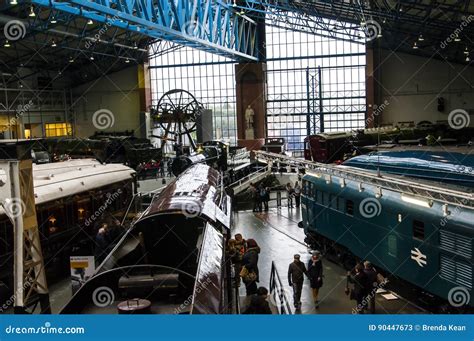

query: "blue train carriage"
left=300, top=170, right=474, bottom=311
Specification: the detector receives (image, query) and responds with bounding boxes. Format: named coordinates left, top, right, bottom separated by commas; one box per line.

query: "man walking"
left=288, top=254, right=307, bottom=309
left=363, top=261, right=378, bottom=313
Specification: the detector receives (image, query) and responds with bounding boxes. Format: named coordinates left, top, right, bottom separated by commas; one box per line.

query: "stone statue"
left=245, top=105, right=255, bottom=129
left=244, top=105, right=255, bottom=139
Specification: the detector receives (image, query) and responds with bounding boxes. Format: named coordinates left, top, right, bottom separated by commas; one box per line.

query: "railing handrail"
left=255, top=150, right=474, bottom=209
left=269, top=261, right=293, bottom=315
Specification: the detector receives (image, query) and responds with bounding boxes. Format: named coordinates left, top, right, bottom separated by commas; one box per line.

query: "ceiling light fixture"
left=10, top=0, right=18, bottom=5
left=467, top=55, right=471, bottom=62
left=133, top=42, right=138, bottom=50
left=51, top=39, right=57, bottom=47
left=413, top=42, right=418, bottom=49
left=418, top=34, right=424, bottom=41
left=464, top=47, right=469, bottom=55
left=50, top=16, right=57, bottom=24
left=4, top=40, right=11, bottom=48
left=454, top=35, right=461, bottom=42
left=69, top=56, right=74, bottom=63
left=29, top=6, right=35, bottom=17
left=90, top=55, right=94, bottom=60
left=125, top=58, right=130, bottom=63
left=87, top=19, right=93, bottom=25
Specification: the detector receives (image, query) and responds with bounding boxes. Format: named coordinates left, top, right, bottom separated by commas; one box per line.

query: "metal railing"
left=255, top=150, right=474, bottom=210
left=269, top=261, right=293, bottom=315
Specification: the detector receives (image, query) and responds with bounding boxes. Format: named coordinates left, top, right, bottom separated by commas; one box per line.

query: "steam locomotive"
left=60, top=163, right=236, bottom=314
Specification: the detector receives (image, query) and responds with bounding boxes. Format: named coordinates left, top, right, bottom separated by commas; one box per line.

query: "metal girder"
left=27, top=0, right=258, bottom=61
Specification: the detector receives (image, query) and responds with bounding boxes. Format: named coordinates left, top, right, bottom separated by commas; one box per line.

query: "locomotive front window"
left=413, top=220, right=425, bottom=240
left=346, top=200, right=354, bottom=216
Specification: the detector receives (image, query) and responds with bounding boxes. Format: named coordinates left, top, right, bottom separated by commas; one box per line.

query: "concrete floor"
left=233, top=205, right=424, bottom=314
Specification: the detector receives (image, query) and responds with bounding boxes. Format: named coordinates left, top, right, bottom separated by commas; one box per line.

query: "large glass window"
left=266, top=24, right=366, bottom=155
left=44, top=123, right=72, bottom=137
left=149, top=49, right=237, bottom=145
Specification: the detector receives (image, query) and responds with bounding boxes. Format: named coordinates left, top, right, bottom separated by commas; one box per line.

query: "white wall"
left=375, top=49, right=474, bottom=127
left=71, top=66, right=142, bottom=138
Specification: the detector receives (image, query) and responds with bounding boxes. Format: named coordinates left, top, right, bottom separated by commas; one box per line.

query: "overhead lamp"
left=360, top=20, right=366, bottom=26
left=87, top=19, right=93, bottom=25
left=467, top=55, right=471, bottom=62
left=133, top=42, right=138, bottom=50
left=4, top=40, right=11, bottom=48
left=399, top=6, right=403, bottom=12
left=51, top=39, right=57, bottom=47
left=125, top=58, right=130, bottom=63
left=464, top=47, right=469, bottom=55
left=382, top=18, right=386, bottom=24
left=90, top=55, right=94, bottom=60
left=418, top=34, right=424, bottom=41
left=412, top=42, right=418, bottom=49
left=69, top=56, right=74, bottom=63
left=29, top=6, right=35, bottom=17
left=10, top=0, right=18, bottom=5
left=50, top=16, right=57, bottom=24
left=377, top=32, right=382, bottom=38
left=454, top=34, right=461, bottom=42
left=401, top=194, right=432, bottom=208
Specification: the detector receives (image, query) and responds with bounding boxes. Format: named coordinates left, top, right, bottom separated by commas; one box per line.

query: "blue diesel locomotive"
left=301, top=169, right=474, bottom=311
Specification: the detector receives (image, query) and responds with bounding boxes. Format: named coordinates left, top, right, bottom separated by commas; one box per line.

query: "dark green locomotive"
left=301, top=170, right=473, bottom=311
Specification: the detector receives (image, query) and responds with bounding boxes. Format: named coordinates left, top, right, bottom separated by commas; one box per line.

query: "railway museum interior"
left=0, top=0, right=473, bottom=316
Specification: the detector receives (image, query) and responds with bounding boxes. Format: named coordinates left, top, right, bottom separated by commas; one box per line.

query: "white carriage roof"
left=0, top=160, right=135, bottom=215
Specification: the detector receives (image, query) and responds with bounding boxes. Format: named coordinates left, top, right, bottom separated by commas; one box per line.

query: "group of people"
left=249, top=183, right=270, bottom=212
left=286, top=181, right=301, bottom=208
left=346, top=261, right=384, bottom=314
left=249, top=180, right=302, bottom=212
left=287, top=252, right=323, bottom=309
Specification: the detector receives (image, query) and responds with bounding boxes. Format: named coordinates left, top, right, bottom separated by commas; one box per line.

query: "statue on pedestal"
left=244, top=105, right=255, bottom=139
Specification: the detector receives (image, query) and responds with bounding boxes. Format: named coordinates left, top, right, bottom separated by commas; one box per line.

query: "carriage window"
left=388, top=234, right=397, bottom=257
left=317, top=191, right=323, bottom=204
left=330, top=195, right=337, bottom=209
left=346, top=200, right=354, bottom=216
left=302, top=180, right=307, bottom=195
left=323, top=192, right=330, bottom=206
left=338, top=197, right=345, bottom=212
left=413, top=220, right=425, bottom=240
